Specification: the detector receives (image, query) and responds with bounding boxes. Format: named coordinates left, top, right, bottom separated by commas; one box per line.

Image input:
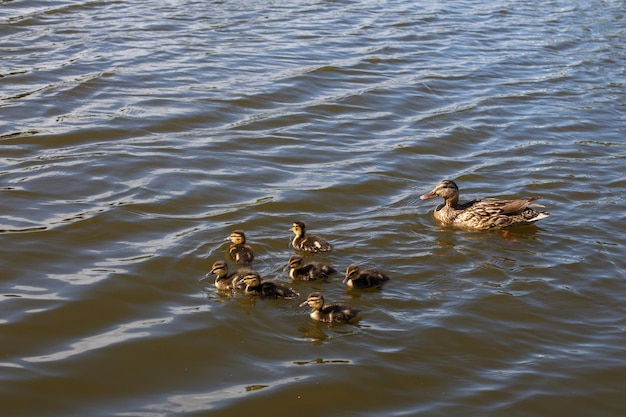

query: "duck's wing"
left=492, top=197, right=543, bottom=214
left=455, top=197, right=548, bottom=229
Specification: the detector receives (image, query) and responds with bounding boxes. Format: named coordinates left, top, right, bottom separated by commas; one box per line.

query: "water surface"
left=1, top=1, right=625, bottom=416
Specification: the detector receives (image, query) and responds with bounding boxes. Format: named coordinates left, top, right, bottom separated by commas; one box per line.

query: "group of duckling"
left=207, top=220, right=391, bottom=324
left=205, top=180, right=550, bottom=324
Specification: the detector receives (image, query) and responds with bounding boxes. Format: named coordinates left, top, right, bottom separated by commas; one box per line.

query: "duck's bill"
left=298, top=300, right=309, bottom=307
left=419, top=191, right=437, bottom=200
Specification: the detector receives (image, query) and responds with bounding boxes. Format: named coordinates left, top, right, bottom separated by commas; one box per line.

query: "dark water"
left=1, top=1, right=625, bottom=416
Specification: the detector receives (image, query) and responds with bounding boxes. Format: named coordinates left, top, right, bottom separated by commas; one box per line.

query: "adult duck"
left=420, top=179, right=550, bottom=230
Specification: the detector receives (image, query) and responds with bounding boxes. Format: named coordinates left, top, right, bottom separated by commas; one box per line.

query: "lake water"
left=1, top=1, right=625, bottom=416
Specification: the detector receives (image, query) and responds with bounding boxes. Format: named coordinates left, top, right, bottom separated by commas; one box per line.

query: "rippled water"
left=1, top=1, right=625, bottom=416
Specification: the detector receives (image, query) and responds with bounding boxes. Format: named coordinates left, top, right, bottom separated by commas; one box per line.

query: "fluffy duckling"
left=290, top=221, right=333, bottom=252
left=227, top=230, right=254, bottom=265
left=299, top=292, right=360, bottom=323
left=239, top=271, right=299, bottom=299
left=287, top=254, right=337, bottom=281
left=208, top=260, right=250, bottom=291
left=343, top=263, right=391, bottom=289
left=420, top=179, right=550, bottom=230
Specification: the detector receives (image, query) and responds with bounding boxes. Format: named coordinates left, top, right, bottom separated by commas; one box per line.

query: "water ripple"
left=1, top=1, right=625, bottom=416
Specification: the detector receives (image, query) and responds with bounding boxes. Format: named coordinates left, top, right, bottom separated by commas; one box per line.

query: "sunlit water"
left=1, top=1, right=625, bottom=416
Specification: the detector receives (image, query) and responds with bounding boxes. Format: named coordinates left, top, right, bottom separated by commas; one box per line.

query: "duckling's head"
left=210, top=260, right=228, bottom=277
left=420, top=179, right=459, bottom=201
left=288, top=254, right=304, bottom=269
left=229, top=230, right=247, bottom=245
left=290, top=221, right=306, bottom=237
left=299, top=292, right=325, bottom=309
left=344, top=264, right=361, bottom=282
left=241, top=271, right=261, bottom=288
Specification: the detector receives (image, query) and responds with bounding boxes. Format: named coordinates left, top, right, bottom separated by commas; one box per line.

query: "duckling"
left=208, top=260, right=249, bottom=291
left=239, top=271, right=299, bottom=299
left=290, top=221, right=333, bottom=252
left=343, top=263, right=391, bottom=289
left=420, top=179, right=550, bottom=230
left=287, top=254, right=337, bottom=281
left=227, top=229, right=254, bottom=265
left=299, top=292, right=360, bottom=323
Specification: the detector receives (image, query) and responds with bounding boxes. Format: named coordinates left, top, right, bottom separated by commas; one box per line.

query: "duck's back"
left=317, top=304, right=359, bottom=323
left=229, top=244, right=254, bottom=265
left=293, top=235, right=333, bottom=252
left=294, top=262, right=336, bottom=280
left=348, top=269, right=390, bottom=289
left=259, top=281, right=299, bottom=299
left=452, top=197, right=549, bottom=230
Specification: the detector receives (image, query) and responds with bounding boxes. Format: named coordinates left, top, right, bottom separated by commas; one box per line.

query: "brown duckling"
left=420, top=179, right=550, bottom=230
left=343, top=263, right=391, bottom=289
left=227, top=229, right=254, bottom=265
left=299, top=292, right=360, bottom=323
left=239, top=271, right=299, bottom=299
left=290, top=221, right=333, bottom=252
left=287, top=254, right=337, bottom=281
left=208, top=260, right=250, bottom=291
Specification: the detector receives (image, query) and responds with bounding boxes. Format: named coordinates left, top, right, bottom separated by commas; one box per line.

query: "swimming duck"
left=239, top=271, right=299, bottom=299
left=290, top=221, right=333, bottom=252
left=343, top=264, right=391, bottom=289
left=299, top=292, right=360, bottom=323
left=420, top=179, right=550, bottom=230
left=227, top=230, right=254, bottom=265
left=208, top=260, right=251, bottom=291
left=287, top=254, right=337, bottom=281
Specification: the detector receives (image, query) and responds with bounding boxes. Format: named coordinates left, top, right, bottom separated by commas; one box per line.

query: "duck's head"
left=420, top=179, right=459, bottom=201
left=288, top=254, right=304, bottom=269
left=240, top=271, right=261, bottom=288
left=343, top=264, right=361, bottom=284
left=209, top=260, right=228, bottom=277
left=290, top=221, right=306, bottom=237
left=228, top=230, right=247, bottom=245
left=299, top=292, right=325, bottom=309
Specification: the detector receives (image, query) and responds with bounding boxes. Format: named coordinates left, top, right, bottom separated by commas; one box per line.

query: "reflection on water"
left=23, top=317, right=174, bottom=363
left=136, top=376, right=307, bottom=415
